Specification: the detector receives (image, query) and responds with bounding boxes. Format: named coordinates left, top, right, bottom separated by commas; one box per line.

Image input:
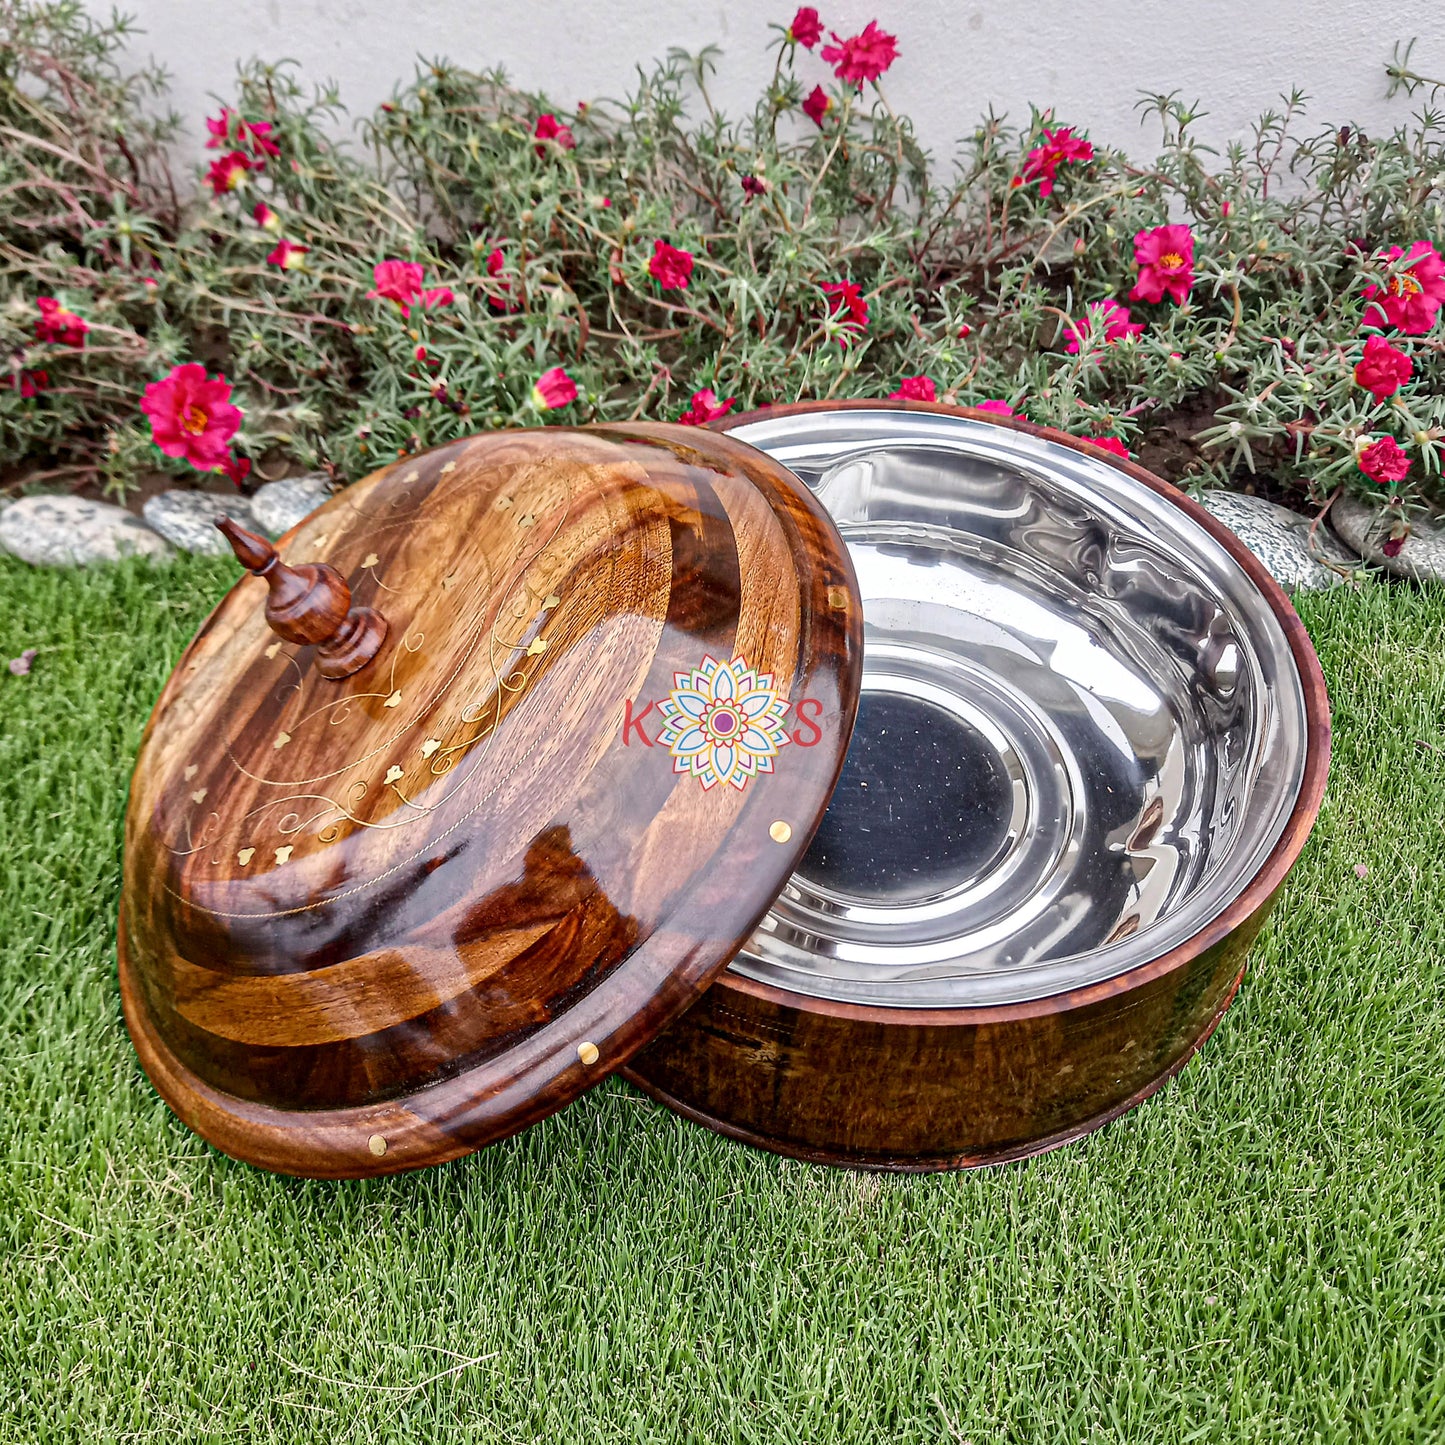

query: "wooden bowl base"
left=622, top=907, right=1265, bottom=1171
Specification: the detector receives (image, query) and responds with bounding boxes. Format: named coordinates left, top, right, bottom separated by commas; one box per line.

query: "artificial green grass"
left=1, top=553, right=1443, bottom=1443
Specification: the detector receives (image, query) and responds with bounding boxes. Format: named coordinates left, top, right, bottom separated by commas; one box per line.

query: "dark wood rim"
left=710, top=398, right=1331, bottom=1029
left=624, top=961, right=1249, bottom=1171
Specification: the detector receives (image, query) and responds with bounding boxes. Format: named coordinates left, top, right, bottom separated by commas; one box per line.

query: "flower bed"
left=3, top=4, right=1445, bottom=554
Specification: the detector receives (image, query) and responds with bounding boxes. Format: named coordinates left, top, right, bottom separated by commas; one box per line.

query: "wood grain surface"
left=119, top=424, right=862, bottom=1177
left=622, top=399, right=1332, bottom=1169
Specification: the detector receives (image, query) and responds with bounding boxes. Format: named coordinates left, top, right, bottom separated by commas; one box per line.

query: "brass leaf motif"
left=542, top=593, right=560, bottom=610
left=517, top=514, right=535, bottom=528
left=495, top=496, right=513, bottom=511
left=273, top=731, right=292, bottom=750
left=183, top=764, right=198, bottom=780
left=362, top=552, right=380, bottom=568
left=384, top=690, right=402, bottom=708
left=190, top=788, right=207, bottom=805
left=237, top=847, right=255, bottom=866
left=384, top=765, right=404, bottom=786
left=439, top=461, right=457, bottom=475
left=274, top=845, right=294, bottom=864
left=419, top=738, right=441, bottom=758
left=526, top=638, right=547, bottom=656
left=264, top=641, right=282, bottom=659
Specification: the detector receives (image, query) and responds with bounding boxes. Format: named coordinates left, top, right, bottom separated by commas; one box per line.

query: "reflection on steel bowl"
left=625, top=402, right=1330, bottom=1169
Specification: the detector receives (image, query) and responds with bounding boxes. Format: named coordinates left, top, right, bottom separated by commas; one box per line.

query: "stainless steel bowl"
left=726, top=407, right=1314, bottom=1008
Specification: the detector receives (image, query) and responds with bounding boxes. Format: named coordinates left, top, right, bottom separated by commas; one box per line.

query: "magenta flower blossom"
left=1131, top=224, right=1195, bottom=305
left=533, top=366, right=578, bottom=410
left=821, top=22, right=899, bottom=86
left=889, top=375, right=936, bottom=402
left=677, top=388, right=736, bottom=425
left=648, top=240, right=695, bottom=291
left=1064, top=300, right=1144, bottom=354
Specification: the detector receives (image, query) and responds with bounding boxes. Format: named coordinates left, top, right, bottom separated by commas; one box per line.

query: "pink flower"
left=1064, top=300, right=1144, bottom=354
left=1357, top=435, right=1410, bottom=484
left=253, top=201, right=281, bottom=232
left=1362, top=242, right=1445, bottom=334
left=1130, top=224, right=1195, bottom=305
left=788, top=6, right=823, bottom=47
left=239, top=119, right=281, bottom=161
left=1086, top=436, right=1130, bottom=458
left=484, top=247, right=520, bottom=313
left=889, top=375, right=936, bottom=402
left=266, top=238, right=308, bottom=270
left=532, top=365, right=577, bottom=410
left=217, top=454, right=252, bottom=487
left=1354, top=335, right=1413, bottom=403
left=13, top=368, right=49, bottom=398
left=649, top=240, right=695, bottom=291
left=1018, top=126, right=1095, bottom=198
left=367, top=259, right=425, bottom=312
left=205, top=110, right=279, bottom=160
left=206, top=150, right=255, bottom=194
left=204, top=109, right=234, bottom=148
left=141, top=363, right=243, bottom=472
left=740, top=174, right=767, bottom=199
left=821, top=21, right=899, bottom=87
left=677, top=388, right=736, bottom=425
left=821, top=279, right=869, bottom=344
left=802, top=85, right=832, bottom=127
left=33, top=296, right=88, bottom=348
left=534, top=113, right=576, bottom=155
left=975, top=399, right=1015, bottom=417
left=417, top=286, right=455, bottom=311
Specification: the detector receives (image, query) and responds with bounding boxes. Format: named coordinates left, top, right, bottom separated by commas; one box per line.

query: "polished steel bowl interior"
left=727, top=409, right=1311, bottom=1008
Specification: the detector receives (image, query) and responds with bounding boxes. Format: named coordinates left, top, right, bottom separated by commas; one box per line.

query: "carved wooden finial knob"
left=216, top=516, right=388, bottom=680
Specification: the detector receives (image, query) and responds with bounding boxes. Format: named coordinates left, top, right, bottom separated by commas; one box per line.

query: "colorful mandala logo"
left=656, top=655, right=792, bottom=791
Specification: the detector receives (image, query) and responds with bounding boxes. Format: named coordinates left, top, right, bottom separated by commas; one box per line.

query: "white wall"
left=105, top=0, right=1442, bottom=167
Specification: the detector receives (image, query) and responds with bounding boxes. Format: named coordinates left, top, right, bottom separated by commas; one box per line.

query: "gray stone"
left=1330, top=492, right=1445, bottom=583
left=0, top=494, right=173, bottom=567
left=1196, top=490, right=1360, bottom=590
left=142, top=489, right=258, bottom=556
left=250, top=472, right=334, bottom=538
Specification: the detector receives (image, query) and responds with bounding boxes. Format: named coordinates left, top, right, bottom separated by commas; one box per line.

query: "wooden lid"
left=119, top=425, right=861, bottom=1176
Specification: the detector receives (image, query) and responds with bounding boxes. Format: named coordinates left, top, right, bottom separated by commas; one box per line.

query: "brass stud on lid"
left=577, top=1041, right=600, bottom=1066
left=368, top=1134, right=388, bottom=1157
left=769, top=820, right=793, bottom=844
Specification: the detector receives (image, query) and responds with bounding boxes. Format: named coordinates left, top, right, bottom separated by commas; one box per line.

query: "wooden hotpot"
left=117, top=406, right=1328, bottom=1177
